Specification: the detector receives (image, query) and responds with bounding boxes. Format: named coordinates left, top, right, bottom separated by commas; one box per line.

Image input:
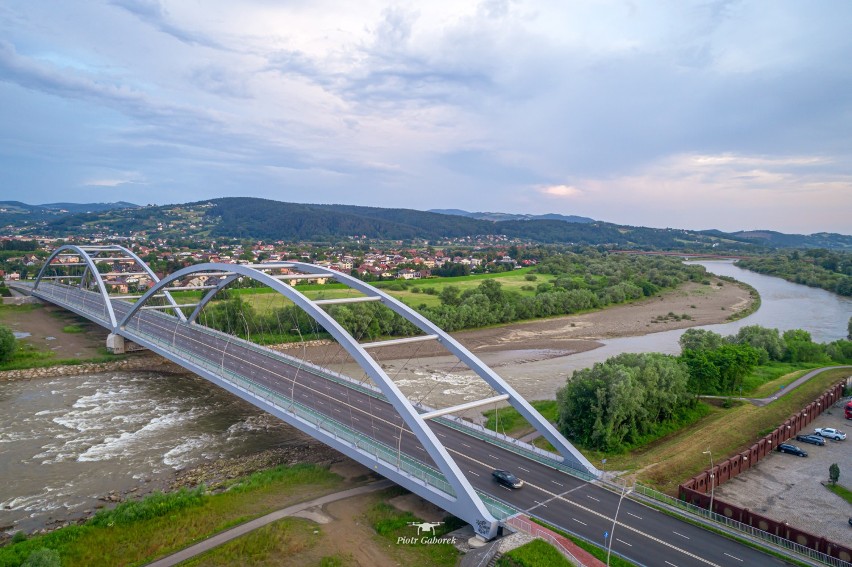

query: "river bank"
left=0, top=354, right=187, bottom=382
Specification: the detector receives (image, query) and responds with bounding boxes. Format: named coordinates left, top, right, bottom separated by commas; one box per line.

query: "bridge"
left=29, top=245, right=806, bottom=566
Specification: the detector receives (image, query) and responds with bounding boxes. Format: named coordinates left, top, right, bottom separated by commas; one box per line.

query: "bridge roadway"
left=37, top=283, right=793, bottom=567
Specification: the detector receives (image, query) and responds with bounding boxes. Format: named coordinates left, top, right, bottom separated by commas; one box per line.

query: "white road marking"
left=626, top=512, right=642, bottom=520
left=468, top=471, right=480, bottom=477
left=461, top=442, right=471, bottom=448
left=672, top=531, right=689, bottom=539
left=724, top=553, right=743, bottom=562
left=586, top=495, right=600, bottom=502
left=616, top=538, right=632, bottom=547
left=518, top=466, right=530, bottom=473
left=551, top=480, right=564, bottom=486
left=665, top=562, right=679, bottom=567
left=572, top=518, right=587, bottom=526
left=488, top=454, right=498, bottom=459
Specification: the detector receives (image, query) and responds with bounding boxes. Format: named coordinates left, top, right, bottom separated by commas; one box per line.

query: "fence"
left=505, top=514, right=603, bottom=567
left=673, top=381, right=852, bottom=565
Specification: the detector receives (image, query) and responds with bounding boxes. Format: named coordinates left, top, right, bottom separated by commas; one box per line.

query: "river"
left=1, top=261, right=850, bottom=533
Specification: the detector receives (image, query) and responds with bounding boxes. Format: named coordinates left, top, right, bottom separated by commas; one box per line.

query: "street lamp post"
left=607, top=482, right=632, bottom=566
left=703, top=449, right=714, bottom=515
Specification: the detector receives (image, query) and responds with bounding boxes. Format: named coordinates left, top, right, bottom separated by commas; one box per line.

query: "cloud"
left=109, top=0, right=222, bottom=48
left=539, top=184, right=582, bottom=198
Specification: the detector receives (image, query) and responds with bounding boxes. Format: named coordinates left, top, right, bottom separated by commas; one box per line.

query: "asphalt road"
left=34, top=282, right=796, bottom=567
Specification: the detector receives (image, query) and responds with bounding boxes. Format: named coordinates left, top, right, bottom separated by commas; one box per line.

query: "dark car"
left=777, top=443, right=808, bottom=457
left=492, top=469, right=524, bottom=488
left=795, top=434, right=826, bottom=446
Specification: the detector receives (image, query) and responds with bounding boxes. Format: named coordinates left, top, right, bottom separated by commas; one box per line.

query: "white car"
left=814, top=427, right=847, bottom=441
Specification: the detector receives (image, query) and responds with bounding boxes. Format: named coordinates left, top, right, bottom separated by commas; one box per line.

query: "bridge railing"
left=130, top=321, right=461, bottom=497
left=435, top=416, right=597, bottom=483
left=35, top=282, right=110, bottom=325
left=632, top=483, right=852, bottom=567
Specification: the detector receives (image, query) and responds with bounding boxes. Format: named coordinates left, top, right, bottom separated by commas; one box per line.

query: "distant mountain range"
left=0, top=200, right=138, bottom=222
left=428, top=209, right=596, bottom=224
left=2, top=198, right=850, bottom=250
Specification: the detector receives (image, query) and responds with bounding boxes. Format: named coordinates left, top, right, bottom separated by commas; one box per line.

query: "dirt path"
left=145, top=480, right=395, bottom=567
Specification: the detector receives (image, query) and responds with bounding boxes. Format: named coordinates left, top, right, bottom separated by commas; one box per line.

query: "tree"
left=0, top=325, right=16, bottom=363
left=733, top=325, right=786, bottom=364
left=848, top=316, right=852, bottom=340
left=679, top=329, right=724, bottom=353
left=556, top=352, right=690, bottom=451
left=829, top=463, right=840, bottom=485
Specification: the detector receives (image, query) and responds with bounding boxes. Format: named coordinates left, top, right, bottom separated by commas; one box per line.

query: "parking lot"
left=714, top=403, right=852, bottom=544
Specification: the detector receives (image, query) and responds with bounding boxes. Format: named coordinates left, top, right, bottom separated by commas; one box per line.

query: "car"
left=492, top=469, right=524, bottom=488
left=795, top=434, right=826, bottom=446
left=777, top=443, right=808, bottom=457
left=815, top=427, right=847, bottom=441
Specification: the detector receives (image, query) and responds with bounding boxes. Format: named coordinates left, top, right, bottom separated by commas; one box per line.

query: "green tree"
left=22, top=548, right=61, bottom=567
left=0, top=325, right=16, bottom=363
left=556, top=353, right=690, bottom=451
left=438, top=285, right=461, bottom=307
left=679, top=329, right=724, bottom=352
left=733, top=325, right=786, bottom=364
left=829, top=463, right=840, bottom=485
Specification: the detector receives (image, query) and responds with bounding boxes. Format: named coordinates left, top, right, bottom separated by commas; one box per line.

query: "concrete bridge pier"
left=106, top=333, right=126, bottom=354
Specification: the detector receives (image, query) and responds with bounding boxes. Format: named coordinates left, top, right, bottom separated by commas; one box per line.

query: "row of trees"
left=737, top=250, right=852, bottom=296
left=680, top=326, right=852, bottom=394
left=556, top=325, right=852, bottom=451
left=196, top=252, right=708, bottom=340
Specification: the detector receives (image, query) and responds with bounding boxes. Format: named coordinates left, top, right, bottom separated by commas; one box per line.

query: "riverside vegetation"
left=485, top=325, right=852, bottom=492
left=193, top=252, right=712, bottom=344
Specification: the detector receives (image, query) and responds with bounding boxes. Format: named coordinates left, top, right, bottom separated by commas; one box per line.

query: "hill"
left=429, top=208, right=595, bottom=224
left=0, top=200, right=138, bottom=223
left=6, top=197, right=850, bottom=250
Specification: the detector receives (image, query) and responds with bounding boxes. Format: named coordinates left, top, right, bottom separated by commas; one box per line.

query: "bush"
left=22, top=548, right=61, bottom=567
left=0, top=325, right=16, bottom=363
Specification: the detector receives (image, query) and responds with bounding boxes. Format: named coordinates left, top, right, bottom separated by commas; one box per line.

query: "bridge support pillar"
left=106, top=333, right=126, bottom=354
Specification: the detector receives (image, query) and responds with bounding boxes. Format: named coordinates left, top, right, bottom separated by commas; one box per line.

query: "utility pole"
left=607, top=481, right=632, bottom=566
left=703, top=449, right=715, bottom=515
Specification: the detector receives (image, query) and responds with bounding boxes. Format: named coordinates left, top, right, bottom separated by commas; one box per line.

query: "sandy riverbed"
left=288, top=276, right=754, bottom=409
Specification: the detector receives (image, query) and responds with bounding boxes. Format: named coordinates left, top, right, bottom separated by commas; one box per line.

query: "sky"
left=1, top=1, right=850, bottom=235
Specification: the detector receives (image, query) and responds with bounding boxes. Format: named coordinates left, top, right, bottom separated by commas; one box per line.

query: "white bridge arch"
left=33, top=250, right=598, bottom=539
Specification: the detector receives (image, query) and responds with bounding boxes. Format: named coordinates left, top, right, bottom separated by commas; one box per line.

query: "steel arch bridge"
left=32, top=244, right=598, bottom=539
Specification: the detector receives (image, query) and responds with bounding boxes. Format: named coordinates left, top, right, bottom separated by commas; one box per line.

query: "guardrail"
left=505, top=514, right=590, bottom=566
left=632, top=483, right=852, bottom=567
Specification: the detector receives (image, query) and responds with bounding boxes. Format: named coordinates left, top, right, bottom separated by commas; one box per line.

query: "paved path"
left=702, top=365, right=851, bottom=407
left=145, top=480, right=394, bottom=567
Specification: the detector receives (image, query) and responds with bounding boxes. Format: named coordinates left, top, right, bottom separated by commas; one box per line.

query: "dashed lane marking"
left=724, top=553, right=743, bottom=562
left=672, top=532, right=689, bottom=540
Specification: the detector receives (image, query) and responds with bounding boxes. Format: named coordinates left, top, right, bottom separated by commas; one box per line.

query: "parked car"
left=795, top=434, right=826, bottom=446
left=815, top=428, right=847, bottom=441
left=492, top=469, right=524, bottom=488
left=777, top=443, right=808, bottom=457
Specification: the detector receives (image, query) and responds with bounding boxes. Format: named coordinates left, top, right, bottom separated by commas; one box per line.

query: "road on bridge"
left=37, top=283, right=795, bottom=567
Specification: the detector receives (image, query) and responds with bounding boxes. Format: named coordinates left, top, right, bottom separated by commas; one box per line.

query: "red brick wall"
left=678, top=382, right=850, bottom=562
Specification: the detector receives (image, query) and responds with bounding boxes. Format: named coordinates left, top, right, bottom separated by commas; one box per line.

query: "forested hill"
left=15, top=196, right=850, bottom=250
left=202, top=198, right=753, bottom=249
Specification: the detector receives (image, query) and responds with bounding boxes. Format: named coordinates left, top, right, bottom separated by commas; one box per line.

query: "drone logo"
left=407, top=521, right=443, bottom=535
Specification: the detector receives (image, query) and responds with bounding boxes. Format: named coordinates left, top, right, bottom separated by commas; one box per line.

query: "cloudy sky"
left=1, top=1, right=850, bottom=234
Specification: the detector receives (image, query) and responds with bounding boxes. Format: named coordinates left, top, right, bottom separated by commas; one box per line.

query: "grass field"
left=0, top=464, right=342, bottom=567
left=169, top=269, right=555, bottom=314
